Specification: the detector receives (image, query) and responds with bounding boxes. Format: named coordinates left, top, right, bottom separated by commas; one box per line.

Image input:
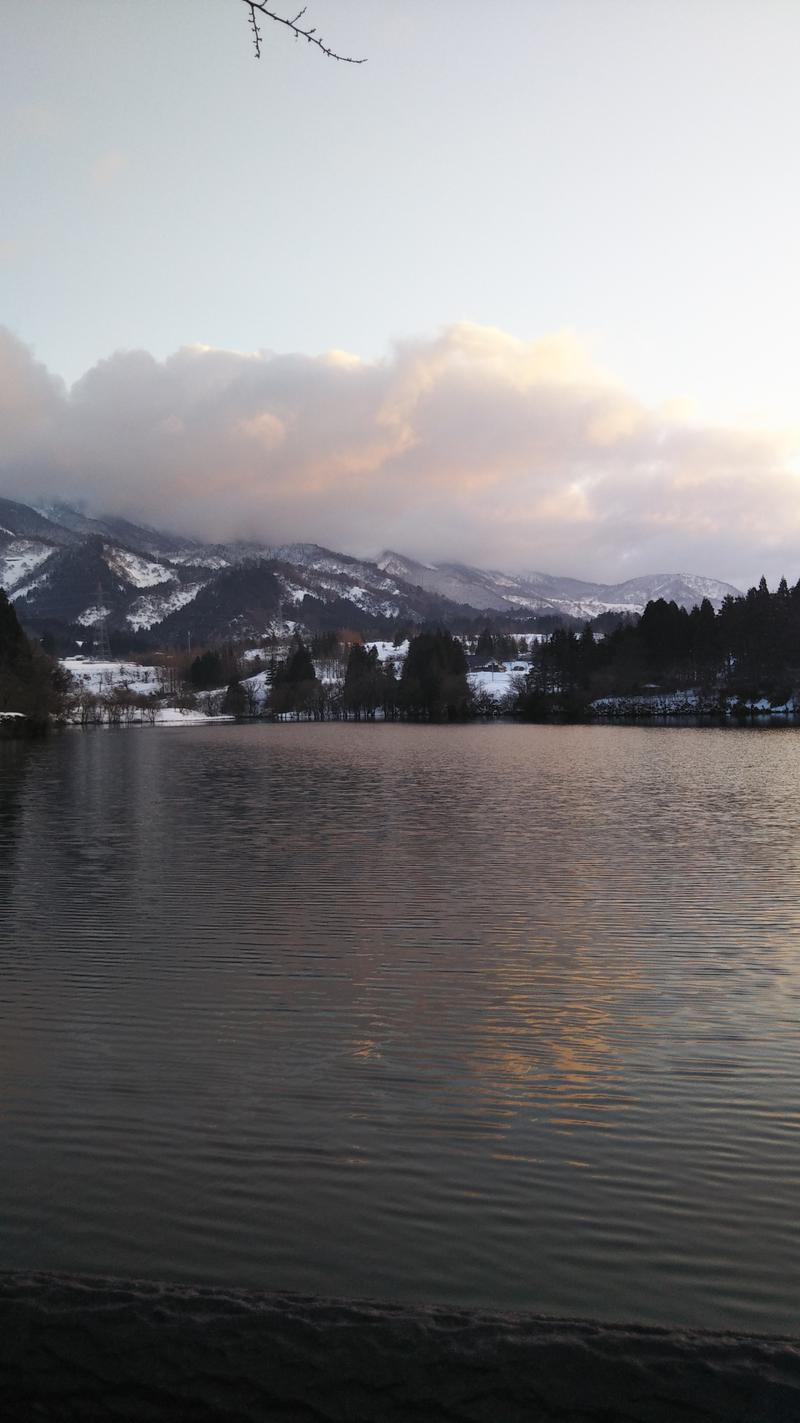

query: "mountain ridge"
left=0, top=498, right=741, bottom=643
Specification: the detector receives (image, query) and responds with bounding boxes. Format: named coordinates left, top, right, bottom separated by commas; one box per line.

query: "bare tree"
left=240, top=3, right=366, bottom=64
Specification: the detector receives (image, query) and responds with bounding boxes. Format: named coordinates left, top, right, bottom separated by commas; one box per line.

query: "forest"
left=208, top=630, right=473, bottom=723
left=0, top=590, right=68, bottom=733
left=6, top=576, right=800, bottom=730
left=232, top=579, right=800, bottom=722
left=519, top=578, right=800, bottom=719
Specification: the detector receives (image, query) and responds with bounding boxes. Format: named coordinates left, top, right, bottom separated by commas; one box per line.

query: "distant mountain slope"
left=38, top=503, right=199, bottom=558
left=156, top=561, right=284, bottom=642
left=0, top=497, right=79, bottom=548
left=0, top=498, right=742, bottom=642
left=0, top=538, right=56, bottom=596
left=377, top=552, right=739, bottom=618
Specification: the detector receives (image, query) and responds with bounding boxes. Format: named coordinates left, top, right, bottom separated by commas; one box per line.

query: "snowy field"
left=469, top=663, right=528, bottom=702
left=61, top=658, right=161, bottom=695
left=365, top=640, right=409, bottom=663
left=60, top=659, right=233, bottom=726
left=60, top=650, right=531, bottom=720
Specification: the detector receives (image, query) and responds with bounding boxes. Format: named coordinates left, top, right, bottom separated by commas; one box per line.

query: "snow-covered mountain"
left=377, top=552, right=738, bottom=619
left=0, top=497, right=741, bottom=642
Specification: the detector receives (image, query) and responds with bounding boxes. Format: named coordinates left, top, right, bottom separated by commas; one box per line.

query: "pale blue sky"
left=2, top=1, right=799, bottom=582
left=3, top=0, right=798, bottom=420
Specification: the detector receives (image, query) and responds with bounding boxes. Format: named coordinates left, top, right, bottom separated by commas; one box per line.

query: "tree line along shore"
left=3, top=576, right=800, bottom=734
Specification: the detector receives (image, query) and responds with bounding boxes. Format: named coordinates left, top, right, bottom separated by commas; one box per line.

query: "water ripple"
left=2, top=723, right=800, bottom=1333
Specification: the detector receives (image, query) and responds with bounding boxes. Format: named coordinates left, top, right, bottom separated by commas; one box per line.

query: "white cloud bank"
left=1, top=322, right=798, bottom=587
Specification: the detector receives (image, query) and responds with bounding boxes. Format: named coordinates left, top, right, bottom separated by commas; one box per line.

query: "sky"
left=1, top=0, right=799, bottom=588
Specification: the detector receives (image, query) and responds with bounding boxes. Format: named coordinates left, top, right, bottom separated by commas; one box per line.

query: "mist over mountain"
left=1, top=324, right=796, bottom=593
left=0, top=497, right=740, bottom=646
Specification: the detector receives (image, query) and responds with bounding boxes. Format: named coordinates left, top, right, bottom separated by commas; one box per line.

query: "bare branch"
left=247, top=3, right=262, bottom=58
left=239, top=1, right=367, bottom=64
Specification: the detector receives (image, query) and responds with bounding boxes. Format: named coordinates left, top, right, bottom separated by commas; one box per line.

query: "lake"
left=2, top=723, right=799, bottom=1334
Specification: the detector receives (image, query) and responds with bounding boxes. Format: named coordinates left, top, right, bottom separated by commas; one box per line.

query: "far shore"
left=7, top=708, right=800, bottom=741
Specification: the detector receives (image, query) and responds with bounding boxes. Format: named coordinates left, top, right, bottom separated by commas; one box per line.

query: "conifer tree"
left=400, top=630, right=470, bottom=720
left=0, top=590, right=64, bottom=730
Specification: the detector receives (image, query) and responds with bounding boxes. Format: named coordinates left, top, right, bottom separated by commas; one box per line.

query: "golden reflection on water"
left=5, top=725, right=800, bottom=1332
left=466, top=941, right=644, bottom=1129
left=350, top=1038, right=382, bottom=1062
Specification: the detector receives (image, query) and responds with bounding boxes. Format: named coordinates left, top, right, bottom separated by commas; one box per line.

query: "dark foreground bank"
left=2, top=1275, right=799, bottom=1422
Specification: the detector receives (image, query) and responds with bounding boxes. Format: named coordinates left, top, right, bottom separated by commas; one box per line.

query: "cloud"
left=0, top=321, right=798, bottom=587
left=0, top=328, right=64, bottom=463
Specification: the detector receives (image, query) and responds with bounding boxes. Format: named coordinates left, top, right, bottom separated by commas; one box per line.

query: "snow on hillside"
left=60, top=657, right=233, bottom=725
left=278, top=581, right=309, bottom=606
left=341, top=583, right=399, bottom=616
left=0, top=539, right=53, bottom=593
left=61, top=657, right=160, bottom=694
left=377, top=551, right=436, bottom=579
left=127, top=583, right=205, bottom=631
left=167, top=551, right=230, bottom=571
left=76, top=603, right=111, bottom=627
left=378, top=552, right=739, bottom=617
left=8, top=571, right=50, bottom=603
left=242, top=670, right=270, bottom=707
left=270, top=552, right=405, bottom=619
left=0, top=497, right=743, bottom=635
left=105, top=548, right=178, bottom=588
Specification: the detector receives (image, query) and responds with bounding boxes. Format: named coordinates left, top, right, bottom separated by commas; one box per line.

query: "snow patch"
left=76, top=604, right=110, bottom=627
left=169, top=551, right=229, bottom=570
left=127, top=583, right=204, bottom=630
left=241, top=670, right=270, bottom=708
left=105, top=547, right=178, bottom=588
left=155, top=708, right=234, bottom=725
left=0, top=540, right=53, bottom=593
left=61, top=657, right=159, bottom=695
left=366, top=640, right=408, bottom=664
left=279, top=581, right=309, bottom=606
left=469, top=669, right=517, bottom=702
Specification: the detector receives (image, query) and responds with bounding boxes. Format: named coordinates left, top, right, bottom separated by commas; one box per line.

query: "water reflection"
left=2, top=724, right=800, bottom=1333
left=0, top=740, right=32, bottom=896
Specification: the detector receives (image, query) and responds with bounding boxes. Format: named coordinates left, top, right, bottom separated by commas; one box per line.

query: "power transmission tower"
left=94, top=581, right=111, bottom=660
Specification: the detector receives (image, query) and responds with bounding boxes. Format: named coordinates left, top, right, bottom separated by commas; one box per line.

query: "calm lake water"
left=1, top=723, right=799, bottom=1334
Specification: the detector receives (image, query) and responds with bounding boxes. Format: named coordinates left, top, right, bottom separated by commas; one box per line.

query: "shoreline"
left=2, top=1272, right=799, bottom=1421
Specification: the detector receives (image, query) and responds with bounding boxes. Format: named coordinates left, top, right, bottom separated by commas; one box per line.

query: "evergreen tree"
left=382, top=660, right=399, bottom=720
left=0, top=588, right=27, bottom=665
left=269, top=635, right=322, bottom=718
left=189, top=649, right=225, bottom=689
left=287, top=638, right=315, bottom=683
left=400, top=631, right=470, bottom=719
left=0, top=590, right=65, bottom=730
left=222, top=677, right=248, bottom=718
left=476, top=627, right=495, bottom=659
left=343, top=642, right=382, bottom=718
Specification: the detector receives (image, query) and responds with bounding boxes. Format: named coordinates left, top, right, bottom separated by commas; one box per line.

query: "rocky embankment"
left=2, top=1273, right=800, bottom=1422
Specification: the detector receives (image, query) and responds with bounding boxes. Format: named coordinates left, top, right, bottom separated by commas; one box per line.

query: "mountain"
left=0, top=498, right=84, bottom=613
left=0, top=497, right=80, bottom=547
left=377, top=552, right=739, bottom=620
left=38, top=502, right=201, bottom=559
left=0, top=498, right=741, bottom=644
